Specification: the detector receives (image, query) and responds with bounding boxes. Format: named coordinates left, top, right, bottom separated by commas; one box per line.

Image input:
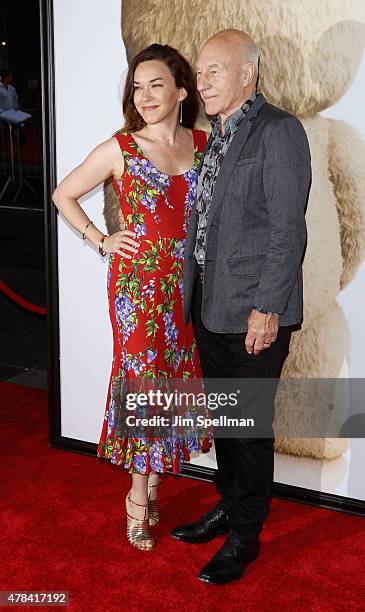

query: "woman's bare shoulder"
left=90, top=135, right=124, bottom=179
left=95, top=135, right=122, bottom=155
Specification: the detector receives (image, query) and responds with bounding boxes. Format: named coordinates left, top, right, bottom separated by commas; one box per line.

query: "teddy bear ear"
left=256, top=20, right=365, bottom=117
left=121, top=0, right=202, bottom=63
left=310, top=20, right=365, bottom=113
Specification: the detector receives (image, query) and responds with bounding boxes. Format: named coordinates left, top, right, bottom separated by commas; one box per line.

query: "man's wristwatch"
left=253, top=306, right=278, bottom=316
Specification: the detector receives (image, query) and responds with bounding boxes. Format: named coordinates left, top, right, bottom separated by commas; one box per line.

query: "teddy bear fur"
left=103, top=0, right=365, bottom=459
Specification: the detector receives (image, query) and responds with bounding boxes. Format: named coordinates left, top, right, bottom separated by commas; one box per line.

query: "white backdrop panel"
left=54, top=0, right=127, bottom=442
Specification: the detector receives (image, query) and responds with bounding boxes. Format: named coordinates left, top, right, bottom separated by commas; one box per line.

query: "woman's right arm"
left=52, top=137, right=140, bottom=258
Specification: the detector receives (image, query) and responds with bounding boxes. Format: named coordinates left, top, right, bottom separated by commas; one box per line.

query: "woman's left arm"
left=52, top=137, right=123, bottom=248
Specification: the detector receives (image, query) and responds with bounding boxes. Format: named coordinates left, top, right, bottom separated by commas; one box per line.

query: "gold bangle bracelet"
left=82, top=220, right=93, bottom=240
left=98, top=234, right=107, bottom=257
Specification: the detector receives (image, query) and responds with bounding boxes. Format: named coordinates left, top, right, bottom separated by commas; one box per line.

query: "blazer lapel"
left=205, top=118, right=252, bottom=236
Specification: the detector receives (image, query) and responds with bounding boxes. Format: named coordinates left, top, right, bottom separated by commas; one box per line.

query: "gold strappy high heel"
left=125, top=491, right=155, bottom=551
left=148, top=481, right=160, bottom=527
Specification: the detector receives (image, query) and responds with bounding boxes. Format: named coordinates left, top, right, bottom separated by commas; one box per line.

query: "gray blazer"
left=183, top=94, right=311, bottom=333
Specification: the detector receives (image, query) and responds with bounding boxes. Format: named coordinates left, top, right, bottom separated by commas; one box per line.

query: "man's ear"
left=243, top=63, right=256, bottom=87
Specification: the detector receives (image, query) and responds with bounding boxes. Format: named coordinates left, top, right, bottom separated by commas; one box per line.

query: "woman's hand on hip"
left=104, top=230, right=140, bottom=258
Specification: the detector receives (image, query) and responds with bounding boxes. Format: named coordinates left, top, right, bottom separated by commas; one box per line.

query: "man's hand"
left=245, top=309, right=279, bottom=355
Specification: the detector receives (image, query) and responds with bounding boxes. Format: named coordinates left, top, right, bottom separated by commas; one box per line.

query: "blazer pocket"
left=235, top=155, right=259, bottom=167
left=228, top=255, right=266, bottom=277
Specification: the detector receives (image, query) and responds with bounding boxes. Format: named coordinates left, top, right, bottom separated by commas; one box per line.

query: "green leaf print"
left=132, top=314, right=139, bottom=326
left=160, top=277, right=174, bottom=299
left=106, top=440, right=114, bottom=455
left=128, top=277, right=140, bottom=293
left=164, top=348, right=177, bottom=366
left=184, top=344, right=195, bottom=363
left=136, top=244, right=161, bottom=272
left=167, top=273, right=179, bottom=286
left=146, top=319, right=159, bottom=338
left=142, top=369, right=156, bottom=381
left=127, top=212, right=144, bottom=225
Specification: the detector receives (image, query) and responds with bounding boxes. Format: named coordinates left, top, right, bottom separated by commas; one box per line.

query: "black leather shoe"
left=171, top=503, right=229, bottom=543
left=198, top=532, right=260, bottom=584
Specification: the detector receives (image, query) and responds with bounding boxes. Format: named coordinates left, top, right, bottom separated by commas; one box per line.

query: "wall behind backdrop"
left=53, top=0, right=365, bottom=503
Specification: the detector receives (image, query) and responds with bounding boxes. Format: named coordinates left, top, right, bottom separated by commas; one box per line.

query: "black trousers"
left=191, top=271, right=292, bottom=543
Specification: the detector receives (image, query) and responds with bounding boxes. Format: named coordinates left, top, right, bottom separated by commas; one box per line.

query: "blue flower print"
left=125, top=353, right=146, bottom=375
left=135, top=222, right=147, bottom=238
left=173, top=347, right=185, bottom=372
left=183, top=167, right=198, bottom=230
left=147, top=349, right=157, bottom=363
left=149, top=443, right=164, bottom=471
left=107, top=260, right=112, bottom=291
left=186, top=435, right=201, bottom=453
left=141, top=192, right=157, bottom=213
left=174, top=239, right=185, bottom=260
left=132, top=453, right=147, bottom=472
left=127, top=156, right=171, bottom=193
left=106, top=398, right=115, bottom=436
left=163, top=311, right=178, bottom=348
left=115, top=293, right=137, bottom=339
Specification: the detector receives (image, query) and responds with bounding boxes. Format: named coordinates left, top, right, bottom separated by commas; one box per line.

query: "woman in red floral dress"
left=53, top=44, right=210, bottom=551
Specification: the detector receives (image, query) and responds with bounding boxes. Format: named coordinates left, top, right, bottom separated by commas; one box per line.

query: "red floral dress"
left=97, top=129, right=211, bottom=473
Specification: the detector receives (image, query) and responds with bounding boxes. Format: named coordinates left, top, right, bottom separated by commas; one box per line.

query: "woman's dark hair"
left=122, top=43, right=200, bottom=132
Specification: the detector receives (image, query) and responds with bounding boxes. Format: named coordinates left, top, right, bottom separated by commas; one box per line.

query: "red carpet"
left=1, top=380, right=365, bottom=612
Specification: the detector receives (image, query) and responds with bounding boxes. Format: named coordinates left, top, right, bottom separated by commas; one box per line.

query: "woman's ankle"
left=129, top=473, right=149, bottom=504
left=148, top=472, right=161, bottom=487
left=129, top=487, right=148, bottom=505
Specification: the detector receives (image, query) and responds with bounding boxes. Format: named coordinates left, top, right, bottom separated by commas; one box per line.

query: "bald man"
left=171, top=30, right=311, bottom=584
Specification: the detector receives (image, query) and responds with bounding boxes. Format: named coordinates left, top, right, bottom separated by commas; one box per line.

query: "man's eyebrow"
left=195, top=63, right=221, bottom=71
left=133, top=77, right=164, bottom=84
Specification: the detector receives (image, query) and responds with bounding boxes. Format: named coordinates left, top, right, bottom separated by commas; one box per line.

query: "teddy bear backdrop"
left=52, top=0, right=365, bottom=503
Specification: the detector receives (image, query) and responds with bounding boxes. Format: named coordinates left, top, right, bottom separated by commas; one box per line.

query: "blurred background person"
left=0, top=69, right=19, bottom=111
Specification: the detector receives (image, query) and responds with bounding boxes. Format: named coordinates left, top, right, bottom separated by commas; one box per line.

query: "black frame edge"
left=40, top=0, right=61, bottom=446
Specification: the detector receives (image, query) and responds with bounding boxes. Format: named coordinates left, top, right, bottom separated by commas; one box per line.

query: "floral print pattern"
left=97, top=129, right=211, bottom=473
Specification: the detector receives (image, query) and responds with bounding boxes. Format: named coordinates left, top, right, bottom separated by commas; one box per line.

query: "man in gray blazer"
left=171, top=29, right=311, bottom=584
